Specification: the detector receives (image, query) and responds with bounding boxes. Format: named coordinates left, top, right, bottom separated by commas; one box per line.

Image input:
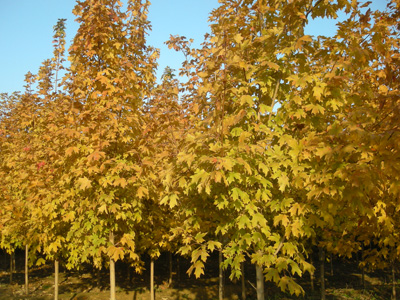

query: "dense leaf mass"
left=1, top=0, right=399, bottom=298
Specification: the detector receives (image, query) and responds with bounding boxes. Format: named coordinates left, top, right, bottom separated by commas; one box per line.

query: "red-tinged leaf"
left=87, top=151, right=105, bottom=162
left=65, top=146, right=79, bottom=156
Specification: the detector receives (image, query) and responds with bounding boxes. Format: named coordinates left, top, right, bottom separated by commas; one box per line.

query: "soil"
left=0, top=251, right=397, bottom=300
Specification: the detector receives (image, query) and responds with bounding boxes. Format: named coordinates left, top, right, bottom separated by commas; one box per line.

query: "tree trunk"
left=356, top=250, right=359, bottom=266
left=127, top=264, right=131, bottom=285
left=168, top=252, right=173, bottom=287
left=241, top=262, right=246, bottom=300
left=97, top=266, right=102, bottom=288
left=25, top=245, right=29, bottom=295
left=319, top=248, right=326, bottom=300
left=109, top=232, right=116, bottom=300
left=310, top=256, right=314, bottom=292
left=362, top=266, right=365, bottom=290
left=219, top=249, right=224, bottom=300
left=392, top=261, right=397, bottom=300
left=330, top=253, right=333, bottom=276
left=10, top=252, right=14, bottom=284
left=150, top=258, right=155, bottom=300
left=3, top=250, right=6, bottom=270
left=54, top=259, right=59, bottom=300
left=177, top=255, right=180, bottom=283
left=256, top=264, right=265, bottom=300
left=360, top=247, right=365, bottom=289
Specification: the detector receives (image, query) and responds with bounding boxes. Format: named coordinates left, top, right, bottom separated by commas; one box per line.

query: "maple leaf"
left=278, top=174, right=289, bottom=192
left=77, top=177, right=92, bottom=190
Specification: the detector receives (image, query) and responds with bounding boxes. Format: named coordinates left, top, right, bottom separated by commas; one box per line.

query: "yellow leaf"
left=234, top=33, right=243, bottom=44
left=295, top=35, right=312, bottom=50
left=264, top=61, right=280, bottom=70
left=240, top=95, right=254, bottom=106
left=88, top=151, right=105, bottom=162
left=170, top=193, right=178, bottom=208
left=278, top=174, right=289, bottom=192
left=313, top=85, right=324, bottom=101
left=77, top=177, right=92, bottom=190
left=98, top=204, right=108, bottom=214
left=137, top=186, right=148, bottom=199
left=114, top=177, right=127, bottom=188
left=65, top=146, right=79, bottom=156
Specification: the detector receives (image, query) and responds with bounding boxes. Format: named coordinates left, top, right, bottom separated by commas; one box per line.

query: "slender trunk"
left=310, top=256, right=314, bottom=292
left=356, top=250, right=359, bottom=267
left=177, top=255, right=180, bottom=283
left=54, top=259, right=59, bottom=300
left=168, top=252, right=173, bottom=287
left=392, top=262, right=397, bottom=300
left=25, top=245, right=29, bottom=295
left=97, top=267, right=102, bottom=288
left=150, top=258, right=155, bottom=300
left=361, top=247, right=365, bottom=289
left=10, top=252, right=14, bottom=284
left=219, top=249, right=224, bottom=300
left=330, top=253, right=333, bottom=276
left=256, top=264, right=265, bottom=300
left=241, top=262, right=246, bottom=300
left=362, top=267, right=365, bottom=290
left=319, top=248, right=326, bottom=300
left=127, top=264, right=131, bottom=285
left=109, top=232, right=116, bottom=300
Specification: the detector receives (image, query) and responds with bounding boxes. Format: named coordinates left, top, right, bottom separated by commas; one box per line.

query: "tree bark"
left=319, top=248, right=326, bottom=300
left=392, top=261, right=397, bottom=300
left=168, top=252, right=173, bottom=287
left=256, top=264, right=265, bottom=300
left=109, top=231, right=116, bottom=300
left=97, top=266, right=102, bottom=288
left=362, top=266, right=365, bottom=290
left=10, top=252, right=14, bottom=284
left=150, top=258, right=155, bottom=300
left=127, top=264, right=131, bottom=285
left=360, top=248, right=365, bottom=289
left=241, top=262, right=246, bottom=300
left=310, top=256, right=314, bottom=292
left=25, top=245, right=29, bottom=295
left=54, top=259, right=59, bottom=300
left=177, top=255, right=180, bottom=283
left=219, top=249, right=224, bottom=300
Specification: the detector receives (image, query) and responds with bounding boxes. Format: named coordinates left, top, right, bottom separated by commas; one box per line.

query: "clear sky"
left=0, top=0, right=387, bottom=95
left=0, top=0, right=219, bottom=95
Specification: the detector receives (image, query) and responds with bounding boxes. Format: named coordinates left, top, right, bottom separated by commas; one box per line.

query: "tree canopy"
left=1, top=0, right=399, bottom=298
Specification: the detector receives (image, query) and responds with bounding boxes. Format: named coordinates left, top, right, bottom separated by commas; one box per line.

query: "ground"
left=0, top=252, right=397, bottom=300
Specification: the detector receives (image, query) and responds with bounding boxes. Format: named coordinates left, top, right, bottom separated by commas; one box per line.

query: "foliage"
left=0, top=0, right=399, bottom=298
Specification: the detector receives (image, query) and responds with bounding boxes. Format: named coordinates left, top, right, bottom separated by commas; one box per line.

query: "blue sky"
left=0, top=0, right=218, bottom=94
left=0, top=0, right=387, bottom=95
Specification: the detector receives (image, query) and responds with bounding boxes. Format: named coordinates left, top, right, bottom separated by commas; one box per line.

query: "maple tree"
left=164, top=1, right=315, bottom=297
left=138, top=66, right=186, bottom=298
left=1, top=0, right=399, bottom=299
left=0, top=70, right=48, bottom=295
left=273, top=0, right=400, bottom=298
left=57, top=1, right=157, bottom=299
left=164, top=0, right=399, bottom=299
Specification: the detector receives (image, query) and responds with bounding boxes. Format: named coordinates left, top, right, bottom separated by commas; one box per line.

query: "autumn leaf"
left=77, top=177, right=92, bottom=190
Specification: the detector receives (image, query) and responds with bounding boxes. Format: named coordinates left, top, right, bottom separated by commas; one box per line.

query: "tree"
left=59, top=1, right=157, bottom=299
left=139, top=66, right=185, bottom=298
